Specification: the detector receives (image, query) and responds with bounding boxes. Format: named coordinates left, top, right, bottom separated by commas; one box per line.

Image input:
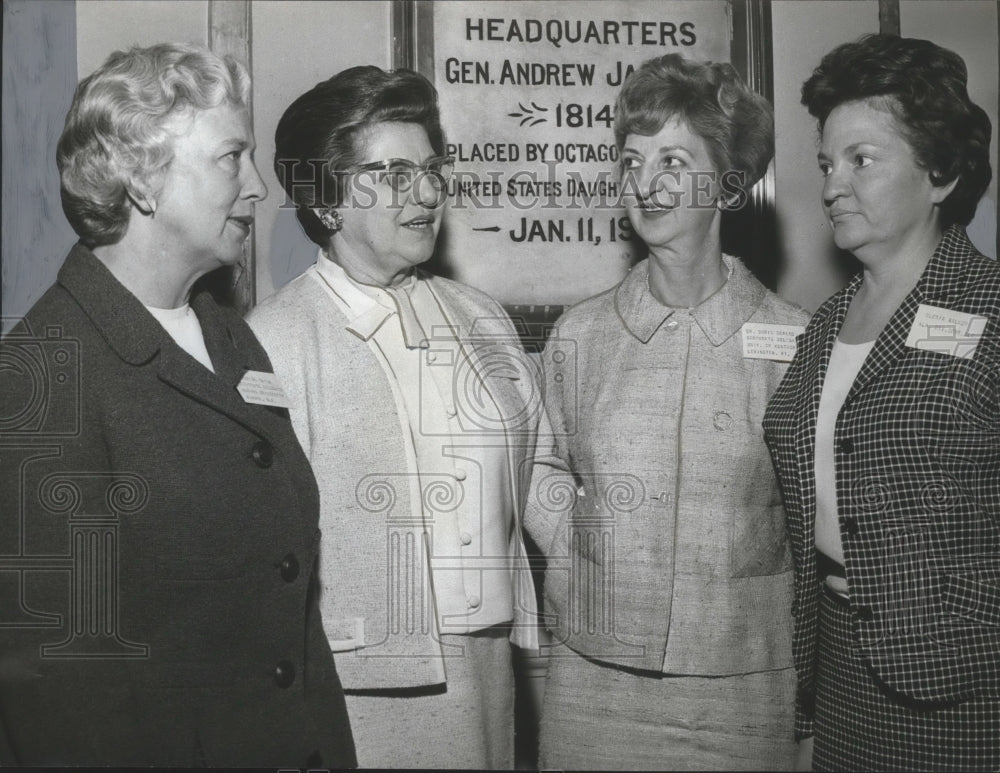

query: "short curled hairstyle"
left=57, top=43, right=250, bottom=247
left=274, top=66, right=446, bottom=246
left=801, top=33, right=992, bottom=229
left=614, top=53, right=774, bottom=198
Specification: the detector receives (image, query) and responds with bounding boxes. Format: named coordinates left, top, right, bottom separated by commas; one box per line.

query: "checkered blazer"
left=763, top=226, right=1000, bottom=739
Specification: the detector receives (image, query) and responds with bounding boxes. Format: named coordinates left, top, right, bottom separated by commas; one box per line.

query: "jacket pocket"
left=325, top=617, right=365, bottom=652
left=731, top=503, right=793, bottom=578
left=941, top=570, right=1000, bottom=628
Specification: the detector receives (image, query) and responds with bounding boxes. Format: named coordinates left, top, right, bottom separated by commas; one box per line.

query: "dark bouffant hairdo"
left=801, top=33, right=992, bottom=229
left=274, top=65, right=446, bottom=246
left=614, top=53, right=774, bottom=197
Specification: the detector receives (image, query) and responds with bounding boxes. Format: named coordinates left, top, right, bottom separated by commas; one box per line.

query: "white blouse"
left=312, top=253, right=526, bottom=658
left=145, top=303, right=214, bottom=372
left=814, top=337, right=875, bottom=594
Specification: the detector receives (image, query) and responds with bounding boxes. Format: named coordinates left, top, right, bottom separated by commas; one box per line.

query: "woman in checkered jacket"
left=763, top=34, right=998, bottom=771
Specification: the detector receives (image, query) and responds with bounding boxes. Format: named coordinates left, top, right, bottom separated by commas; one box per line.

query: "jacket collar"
left=57, top=243, right=284, bottom=436
left=811, top=224, right=979, bottom=338
left=911, top=223, right=977, bottom=307
left=807, top=225, right=980, bottom=410
left=57, top=243, right=164, bottom=365
left=311, top=253, right=430, bottom=346
left=614, top=254, right=765, bottom=346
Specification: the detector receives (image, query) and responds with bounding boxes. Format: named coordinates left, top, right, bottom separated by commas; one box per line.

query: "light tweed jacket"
left=527, top=255, right=810, bottom=675
left=247, top=265, right=540, bottom=689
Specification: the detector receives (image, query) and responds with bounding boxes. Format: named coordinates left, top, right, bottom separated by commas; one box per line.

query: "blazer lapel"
left=796, top=284, right=856, bottom=450
left=426, top=278, right=535, bottom=441
left=789, top=283, right=857, bottom=544
left=843, top=292, right=918, bottom=404
left=58, top=244, right=162, bottom=365
left=58, top=245, right=289, bottom=445
left=164, top=291, right=292, bottom=444
left=844, top=226, right=971, bottom=406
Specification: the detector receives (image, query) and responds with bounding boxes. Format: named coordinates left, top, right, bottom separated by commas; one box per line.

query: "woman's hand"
left=795, top=736, right=814, bottom=771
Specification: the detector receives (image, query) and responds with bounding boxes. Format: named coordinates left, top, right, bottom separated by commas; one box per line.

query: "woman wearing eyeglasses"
left=247, top=66, right=540, bottom=769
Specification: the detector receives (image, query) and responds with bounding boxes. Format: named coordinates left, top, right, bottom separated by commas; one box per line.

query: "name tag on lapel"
left=741, top=323, right=805, bottom=362
left=905, top=304, right=987, bottom=360
left=237, top=370, right=291, bottom=408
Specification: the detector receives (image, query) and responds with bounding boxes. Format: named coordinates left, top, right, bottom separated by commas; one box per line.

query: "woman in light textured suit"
left=526, top=53, right=807, bottom=770
left=247, top=66, right=540, bottom=769
left=763, top=34, right=998, bottom=771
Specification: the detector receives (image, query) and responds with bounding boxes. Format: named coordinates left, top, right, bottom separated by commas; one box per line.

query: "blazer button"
left=279, top=553, right=299, bottom=582
left=713, top=411, right=732, bottom=431
left=251, top=440, right=273, bottom=468
left=842, top=516, right=859, bottom=536
left=838, top=438, right=855, bottom=454
left=853, top=604, right=874, bottom=622
left=274, top=660, right=295, bottom=688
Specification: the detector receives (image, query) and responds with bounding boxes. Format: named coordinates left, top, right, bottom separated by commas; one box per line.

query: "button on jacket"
left=0, top=245, right=355, bottom=767
left=307, top=259, right=522, bottom=638
left=763, top=226, right=1000, bottom=739
left=527, top=256, right=809, bottom=674
left=247, top=262, right=540, bottom=690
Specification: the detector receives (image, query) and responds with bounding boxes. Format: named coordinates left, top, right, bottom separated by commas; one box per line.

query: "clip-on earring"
left=717, top=194, right=739, bottom=211
left=318, top=207, right=343, bottom=233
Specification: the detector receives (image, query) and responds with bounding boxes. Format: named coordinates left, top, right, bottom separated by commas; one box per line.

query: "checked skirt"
left=813, top=586, right=1000, bottom=772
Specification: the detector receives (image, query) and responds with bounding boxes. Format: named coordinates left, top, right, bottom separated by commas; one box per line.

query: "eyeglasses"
left=351, top=156, right=456, bottom=197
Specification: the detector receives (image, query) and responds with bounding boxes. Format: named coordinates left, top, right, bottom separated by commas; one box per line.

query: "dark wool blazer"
left=763, top=226, right=1000, bottom=739
left=0, top=245, right=356, bottom=767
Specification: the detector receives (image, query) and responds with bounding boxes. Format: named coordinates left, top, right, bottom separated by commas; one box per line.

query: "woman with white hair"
left=0, top=43, right=355, bottom=767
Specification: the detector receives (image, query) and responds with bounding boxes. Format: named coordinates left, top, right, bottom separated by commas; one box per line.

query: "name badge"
left=905, top=304, right=987, bottom=360
left=237, top=370, right=291, bottom=408
left=741, top=323, right=805, bottom=362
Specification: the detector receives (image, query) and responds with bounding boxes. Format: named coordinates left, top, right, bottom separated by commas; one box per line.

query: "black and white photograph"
left=2, top=1, right=998, bottom=769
